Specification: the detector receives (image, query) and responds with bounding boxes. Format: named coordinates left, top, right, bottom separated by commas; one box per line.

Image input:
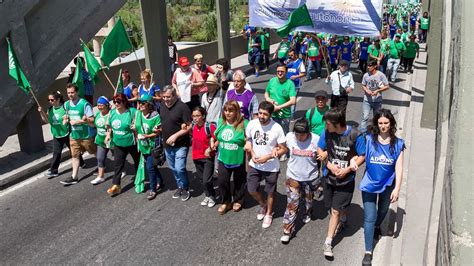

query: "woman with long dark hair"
left=359, top=109, right=405, bottom=265
left=212, top=100, right=248, bottom=214
left=38, top=91, right=84, bottom=178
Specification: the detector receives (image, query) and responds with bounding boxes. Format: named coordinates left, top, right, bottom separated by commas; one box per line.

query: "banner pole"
left=316, top=37, right=331, bottom=77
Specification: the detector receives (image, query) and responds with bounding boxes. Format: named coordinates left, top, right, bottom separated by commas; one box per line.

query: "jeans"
left=112, top=145, right=140, bottom=186
left=380, top=56, right=388, bottom=74
left=362, top=184, right=394, bottom=252
left=194, top=158, right=216, bottom=197
left=387, top=58, right=400, bottom=81
left=50, top=136, right=84, bottom=173
left=165, top=146, right=189, bottom=190
left=96, top=145, right=110, bottom=168
left=360, top=100, right=382, bottom=133
left=144, top=153, right=162, bottom=192
left=306, top=59, right=321, bottom=80
left=359, top=59, right=368, bottom=74
left=418, top=29, right=427, bottom=43
left=404, top=57, right=415, bottom=72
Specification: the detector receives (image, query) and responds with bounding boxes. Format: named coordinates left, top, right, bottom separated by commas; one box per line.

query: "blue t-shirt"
left=359, top=135, right=405, bottom=193
left=123, top=82, right=137, bottom=107
left=318, top=126, right=366, bottom=180
left=389, top=24, right=397, bottom=39
left=410, top=15, right=417, bottom=26
left=359, top=42, right=370, bottom=60
left=328, top=45, right=340, bottom=64
left=340, top=42, right=353, bottom=62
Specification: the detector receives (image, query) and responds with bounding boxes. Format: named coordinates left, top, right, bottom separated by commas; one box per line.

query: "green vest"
left=94, top=112, right=110, bottom=147
left=260, top=33, right=270, bottom=50
left=135, top=111, right=161, bottom=154
left=277, top=41, right=290, bottom=59
left=48, top=106, right=69, bottom=138
left=215, top=119, right=248, bottom=165
left=109, top=108, right=137, bottom=147
left=420, top=17, right=430, bottom=30
left=307, top=41, right=319, bottom=57
left=65, top=98, right=90, bottom=140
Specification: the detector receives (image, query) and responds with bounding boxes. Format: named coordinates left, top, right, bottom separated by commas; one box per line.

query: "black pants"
left=50, top=136, right=84, bottom=173
left=330, top=63, right=338, bottom=72
left=112, top=145, right=140, bottom=185
left=194, top=158, right=216, bottom=197
left=186, top=95, right=201, bottom=111
left=216, top=161, right=247, bottom=204
left=262, top=49, right=270, bottom=68
left=330, top=94, right=348, bottom=115
left=359, top=59, right=368, bottom=74
left=404, top=57, right=415, bottom=72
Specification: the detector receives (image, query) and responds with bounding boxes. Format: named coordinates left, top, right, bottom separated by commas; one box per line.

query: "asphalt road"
left=0, top=62, right=409, bottom=264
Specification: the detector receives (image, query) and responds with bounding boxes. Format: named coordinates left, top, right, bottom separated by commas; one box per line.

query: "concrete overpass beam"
left=216, top=0, right=231, bottom=64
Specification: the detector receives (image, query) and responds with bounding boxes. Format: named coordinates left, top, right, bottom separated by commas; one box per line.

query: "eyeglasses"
left=48, top=98, right=55, bottom=102
left=113, top=100, right=122, bottom=104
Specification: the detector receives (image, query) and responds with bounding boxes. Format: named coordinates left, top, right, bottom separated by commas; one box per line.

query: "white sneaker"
left=121, top=172, right=127, bottom=178
left=280, top=234, right=291, bottom=244
left=303, top=215, right=311, bottom=224
left=262, top=214, right=273, bottom=229
left=257, top=206, right=267, bottom=221
left=207, top=197, right=216, bottom=208
left=200, top=197, right=210, bottom=206
left=90, top=176, right=106, bottom=185
left=323, top=243, right=334, bottom=257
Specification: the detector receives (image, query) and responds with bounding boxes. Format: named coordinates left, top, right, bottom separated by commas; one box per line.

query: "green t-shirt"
left=48, top=106, right=69, bottom=138
left=108, top=108, right=137, bottom=147
left=277, top=41, right=291, bottom=59
left=420, top=17, right=430, bottom=30
left=260, top=33, right=270, bottom=50
left=368, top=44, right=381, bottom=58
left=305, top=106, right=329, bottom=136
left=135, top=111, right=161, bottom=154
left=215, top=119, right=248, bottom=165
left=380, top=38, right=390, bottom=55
left=401, top=32, right=409, bottom=43
left=94, top=112, right=110, bottom=147
left=307, top=41, right=319, bottom=57
left=404, top=41, right=419, bottom=59
left=65, top=98, right=91, bottom=140
left=388, top=41, right=406, bottom=59
left=265, top=77, right=297, bottom=119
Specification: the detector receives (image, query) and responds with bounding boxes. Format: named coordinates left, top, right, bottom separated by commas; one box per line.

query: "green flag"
left=100, top=17, right=133, bottom=67
left=115, top=68, right=124, bottom=94
left=134, top=155, right=146, bottom=193
left=7, top=38, right=31, bottom=93
left=277, top=4, right=313, bottom=38
left=81, top=40, right=101, bottom=84
left=72, top=57, right=85, bottom=98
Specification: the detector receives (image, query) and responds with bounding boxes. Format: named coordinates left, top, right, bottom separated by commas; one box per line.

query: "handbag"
left=152, top=135, right=166, bottom=166
left=337, top=72, right=347, bottom=95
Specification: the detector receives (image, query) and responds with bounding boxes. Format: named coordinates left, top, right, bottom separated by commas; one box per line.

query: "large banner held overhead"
left=249, top=0, right=383, bottom=37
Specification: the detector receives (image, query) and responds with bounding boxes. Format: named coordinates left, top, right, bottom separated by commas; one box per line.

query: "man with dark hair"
left=160, top=85, right=193, bottom=201
left=325, top=59, right=354, bottom=115
left=317, top=108, right=366, bottom=259
left=245, top=101, right=288, bottom=229
left=60, top=83, right=96, bottom=185
left=305, top=90, right=330, bottom=136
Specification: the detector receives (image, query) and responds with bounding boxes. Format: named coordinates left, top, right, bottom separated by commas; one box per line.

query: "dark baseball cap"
left=368, top=60, right=378, bottom=66
left=314, top=90, right=328, bottom=99
left=339, top=60, right=350, bottom=66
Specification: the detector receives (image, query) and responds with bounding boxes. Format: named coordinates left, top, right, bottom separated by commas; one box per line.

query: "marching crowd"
left=36, top=3, right=426, bottom=264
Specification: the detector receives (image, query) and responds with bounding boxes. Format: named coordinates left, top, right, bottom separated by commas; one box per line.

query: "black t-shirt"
left=160, top=100, right=192, bottom=148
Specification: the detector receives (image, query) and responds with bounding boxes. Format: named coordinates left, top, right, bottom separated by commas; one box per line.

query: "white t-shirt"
left=285, top=132, right=320, bottom=181
left=246, top=119, right=286, bottom=172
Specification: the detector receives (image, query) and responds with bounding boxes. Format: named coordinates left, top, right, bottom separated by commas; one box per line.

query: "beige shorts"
left=70, top=138, right=97, bottom=158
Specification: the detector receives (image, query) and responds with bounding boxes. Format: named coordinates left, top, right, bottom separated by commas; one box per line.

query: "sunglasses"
left=48, top=98, right=56, bottom=102
left=113, top=100, right=123, bottom=104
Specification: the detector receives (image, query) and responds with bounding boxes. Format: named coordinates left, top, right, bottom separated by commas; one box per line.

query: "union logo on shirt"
left=112, top=119, right=121, bottom=130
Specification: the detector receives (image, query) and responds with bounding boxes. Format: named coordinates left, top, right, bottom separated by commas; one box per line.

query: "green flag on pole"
left=7, top=38, right=31, bottom=93
left=81, top=40, right=101, bottom=84
left=72, top=57, right=85, bottom=98
left=277, top=4, right=313, bottom=38
left=115, top=68, right=123, bottom=94
left=100, top=17, right=133, bottom=67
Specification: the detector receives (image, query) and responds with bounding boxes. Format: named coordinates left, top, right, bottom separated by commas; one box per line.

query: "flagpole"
left=103, top=70, right=117, bottom=93
left=122, top=21, right=143, bottom=72
left=29, top=88, right=42, bottom=109
left=316, top=37, right=331, bottom=77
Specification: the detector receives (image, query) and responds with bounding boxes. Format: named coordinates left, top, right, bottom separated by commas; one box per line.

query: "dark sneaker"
left=181, top=189, right=190, bottom=201
left=45, top=170, right=59, bottom=179
left=374, top=226, right=382, bottom=240
left=156, top=183, right=164, bottom=193
left=362, top=253, right=372, bottom=265
left=172, top=188, right=182, bottom=199
left=147, top=191, right=157, bottom=201
left=80, top=161, right=86, bottom=168
left=60, top=177, right=78, bottom=185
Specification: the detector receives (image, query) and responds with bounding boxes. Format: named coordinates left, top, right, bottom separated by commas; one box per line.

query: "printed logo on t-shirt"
left=142, top=123, right=150, bottom=133
left=111, top=119, right=121, bottom=130
left=281, top=89, right=288, bottom=96
left=96, top=117, right=105, bottom=128
left=370, top=154, right=394, bottom=165
left=253, top=130, right=269, bottom=145
left=221, top=128, right=234, bottom=141
left=52, top=114, right=61, bottom=124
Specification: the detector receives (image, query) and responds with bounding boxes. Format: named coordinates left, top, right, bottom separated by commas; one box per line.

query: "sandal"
left=218, top=203, right=232, bottom=215
left=232, top=201, right=242, bottom=212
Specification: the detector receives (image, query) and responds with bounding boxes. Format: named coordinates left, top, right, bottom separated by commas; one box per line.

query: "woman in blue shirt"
left=359, top=109, right=405, bottom=265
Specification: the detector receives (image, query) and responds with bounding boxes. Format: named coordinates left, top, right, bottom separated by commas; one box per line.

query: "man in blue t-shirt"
left=317, top=108, right=366, bottom=259
left=358, top=37, right=371, bottom=74
left=327, top=38, right=340, bottom=72
left=339, top=36, right=354, bottom=65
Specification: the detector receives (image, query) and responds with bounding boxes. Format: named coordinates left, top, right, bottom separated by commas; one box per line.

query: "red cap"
left=178, top=57, right=190, bottom=67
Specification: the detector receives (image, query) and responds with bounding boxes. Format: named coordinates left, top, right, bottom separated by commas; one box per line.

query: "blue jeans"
left=362, top=184, right=394, bottom=252
left=144, top=153, right=163, bottom=192
left=379, top=56, right=388, bottom=74
left=164, top=146, right=189, bottom=190
left=306, top=59, right=321, bottom=80
left=360, top=100, right=382, bottom=133
left=387, top=58, right=400, bottom=81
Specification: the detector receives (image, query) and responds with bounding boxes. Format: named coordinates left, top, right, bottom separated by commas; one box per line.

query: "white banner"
left=249, top=0, right=383, bottom=37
